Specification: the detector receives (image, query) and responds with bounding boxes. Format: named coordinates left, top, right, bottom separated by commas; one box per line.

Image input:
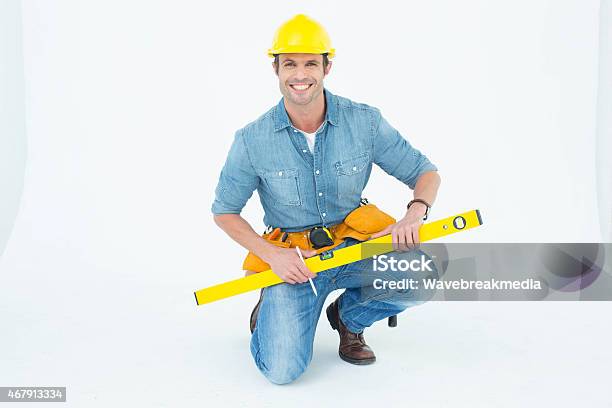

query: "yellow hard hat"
left=267, top=14, right=335, bottom=58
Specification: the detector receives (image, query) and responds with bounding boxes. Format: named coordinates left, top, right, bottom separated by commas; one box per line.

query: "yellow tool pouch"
left=242, top=227, right=290, bottom=274
left=242, top=202, right=396, bottom=274
left=343, top=203, right=396, bottom=235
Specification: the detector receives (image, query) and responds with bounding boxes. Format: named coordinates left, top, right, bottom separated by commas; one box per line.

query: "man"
left=211, top=14, right=441, bottom=384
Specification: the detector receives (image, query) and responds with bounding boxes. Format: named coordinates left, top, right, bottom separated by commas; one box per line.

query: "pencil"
left=295, top=246, right=318, bottom=296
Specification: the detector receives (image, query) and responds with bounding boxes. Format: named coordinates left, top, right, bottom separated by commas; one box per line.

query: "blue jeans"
left=250, top=238, right=437, bottom=385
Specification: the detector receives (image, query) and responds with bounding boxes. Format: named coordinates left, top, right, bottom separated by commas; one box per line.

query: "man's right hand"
left=212, top=213, right=319, bottom=284
left=266, top=247, right=318, bottom=284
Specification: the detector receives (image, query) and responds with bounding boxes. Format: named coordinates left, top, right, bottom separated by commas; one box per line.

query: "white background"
left=1, top=1, right=611, bottom=407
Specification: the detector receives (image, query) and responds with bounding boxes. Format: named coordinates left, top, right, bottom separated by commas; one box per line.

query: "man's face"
left=275, top=53, right=331, bottom=106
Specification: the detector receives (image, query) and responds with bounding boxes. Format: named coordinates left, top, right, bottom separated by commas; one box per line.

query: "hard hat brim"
left=267, top=46, right=335, bottom=58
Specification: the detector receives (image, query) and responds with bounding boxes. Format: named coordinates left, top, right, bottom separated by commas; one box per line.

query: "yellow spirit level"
left=194, top=209, right=483, bottom=305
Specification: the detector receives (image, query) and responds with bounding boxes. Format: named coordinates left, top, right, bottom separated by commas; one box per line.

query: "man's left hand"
left=370, top=202, right=428, bottom=251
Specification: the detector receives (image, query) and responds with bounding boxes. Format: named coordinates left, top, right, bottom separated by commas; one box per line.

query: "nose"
left=294, top=66, right=308, bottom=82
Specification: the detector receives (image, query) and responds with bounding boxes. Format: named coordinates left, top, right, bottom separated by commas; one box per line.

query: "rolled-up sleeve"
left=211, top=130, right=260, bottom=215
left=372, top=111, right=438, bottom=189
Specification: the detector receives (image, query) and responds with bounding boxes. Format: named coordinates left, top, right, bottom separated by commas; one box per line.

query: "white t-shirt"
left=302, top=131, right=316, bottom=153
left=298, top=123, right=324, bottom=153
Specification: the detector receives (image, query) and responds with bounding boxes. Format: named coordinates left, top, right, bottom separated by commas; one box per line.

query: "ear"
left=272, top=61, right=278, bottom=76
left=324, top=60, right=332, bottom=76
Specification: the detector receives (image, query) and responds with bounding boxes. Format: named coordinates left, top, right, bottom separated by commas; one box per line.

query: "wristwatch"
left=407, top=198, right=431, bottom=220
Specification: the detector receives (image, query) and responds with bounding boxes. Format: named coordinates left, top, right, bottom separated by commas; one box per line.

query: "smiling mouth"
left=289, top=83, right=313, bottom=91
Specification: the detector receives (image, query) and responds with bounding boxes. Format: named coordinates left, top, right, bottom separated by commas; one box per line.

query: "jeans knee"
left=387, top=297, right=428, bottom=311
left=259, top=358, right=308, bottom=385
left=370, top=284, right=431, bottom=312
left=252, top=337, right=311, bottom=385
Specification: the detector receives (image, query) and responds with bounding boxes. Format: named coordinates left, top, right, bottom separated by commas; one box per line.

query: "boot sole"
left=250, top=289, right=264, bottom=334
left=339, top=352, right=376, bottom=365
left=326, top=303, right=339, bottom=330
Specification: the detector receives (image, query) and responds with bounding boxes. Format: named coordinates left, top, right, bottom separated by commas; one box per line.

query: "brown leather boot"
left=326, top=297, right=376, bottom=365
left=250, top=289, right=264, bottom=334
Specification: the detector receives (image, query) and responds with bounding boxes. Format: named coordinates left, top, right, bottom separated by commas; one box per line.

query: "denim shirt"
left=211, top=89, right=438, bottom=232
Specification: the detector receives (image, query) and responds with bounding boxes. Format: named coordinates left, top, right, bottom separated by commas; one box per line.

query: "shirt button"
left=318, top=192, right=323, bottom=196
left=352, top=166, right=357, bottom=171
left=278, top=171, right=283, bottom=176
left=302, top=149, right=307, bottom=153
left=322, top=212, right=326, bottom=217
left=315, top=170, right=320, bottom=175
left=293, top=129, right=298, bottom=133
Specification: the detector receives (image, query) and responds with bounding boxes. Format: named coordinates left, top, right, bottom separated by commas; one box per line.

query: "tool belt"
left=242, top=201, right=396, bottom=274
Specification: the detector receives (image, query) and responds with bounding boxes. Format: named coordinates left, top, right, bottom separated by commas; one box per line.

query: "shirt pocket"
left=262, top=168, right=302, bottom=206
left=335, top=152, right=370, bottom=199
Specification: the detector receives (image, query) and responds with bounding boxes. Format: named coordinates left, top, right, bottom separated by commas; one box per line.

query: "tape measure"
left=309, top=226, right=334, bottom=249
left=194, top=209, right=483, bottom=306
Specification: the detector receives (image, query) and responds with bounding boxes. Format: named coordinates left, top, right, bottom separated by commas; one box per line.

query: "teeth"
left=291, top=84, right=310, bottom=90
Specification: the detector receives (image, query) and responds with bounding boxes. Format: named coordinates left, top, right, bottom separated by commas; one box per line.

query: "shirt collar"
left=273, top=88, right=339, bottom=132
